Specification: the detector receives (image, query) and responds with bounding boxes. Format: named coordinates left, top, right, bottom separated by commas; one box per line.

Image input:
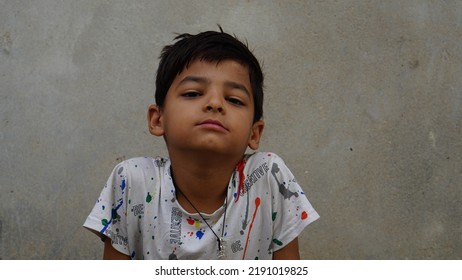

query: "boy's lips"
left=198, top=119, right=229, bottom=132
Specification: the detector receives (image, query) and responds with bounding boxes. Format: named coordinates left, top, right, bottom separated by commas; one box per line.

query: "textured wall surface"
left=1, top=0, right=461, bottom=259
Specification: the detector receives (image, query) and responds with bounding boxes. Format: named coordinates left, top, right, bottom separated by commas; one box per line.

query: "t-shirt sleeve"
left=269, top=153, right=320, bottom=251
left=83, top=161, right=130, bottom=256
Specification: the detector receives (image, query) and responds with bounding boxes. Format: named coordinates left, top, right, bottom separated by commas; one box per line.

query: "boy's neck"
left=168, top=151, right=243, bottom=214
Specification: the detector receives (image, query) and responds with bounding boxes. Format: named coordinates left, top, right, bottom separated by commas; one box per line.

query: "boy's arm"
left=103, top=237, right=131, bottom=260
left=272, top=238, right=301, bottom=260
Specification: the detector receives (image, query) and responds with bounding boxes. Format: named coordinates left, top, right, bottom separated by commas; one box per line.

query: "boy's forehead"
left=181, top=58, right=249, bottom=75
left=171, top=59, right=251, bottom=88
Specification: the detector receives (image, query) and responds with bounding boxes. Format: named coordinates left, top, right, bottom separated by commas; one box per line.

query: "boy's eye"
left=227, top=97, right=244, bottom=106
left=182, top=91, right=201, bottom=98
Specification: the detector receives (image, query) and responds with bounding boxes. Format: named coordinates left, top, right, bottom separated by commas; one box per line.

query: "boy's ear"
left=147, top=104, right=165, bottom=136
left=248, top=120, right=265, bottom=150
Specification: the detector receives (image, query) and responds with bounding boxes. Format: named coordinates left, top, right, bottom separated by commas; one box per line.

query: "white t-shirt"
left=83, top=152, right=319, bottom=259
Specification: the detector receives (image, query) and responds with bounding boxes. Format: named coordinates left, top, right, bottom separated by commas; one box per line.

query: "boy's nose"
left=204, top=92, right=224, bottom=113
left=206, top=105, right=223, bottom=113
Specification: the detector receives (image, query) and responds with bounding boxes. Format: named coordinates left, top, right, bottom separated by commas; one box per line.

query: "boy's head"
left=155, top=29, right=264, bottom=123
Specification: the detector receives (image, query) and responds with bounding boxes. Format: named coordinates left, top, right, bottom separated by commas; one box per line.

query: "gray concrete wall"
left=1, top=0, right=460, bottom=259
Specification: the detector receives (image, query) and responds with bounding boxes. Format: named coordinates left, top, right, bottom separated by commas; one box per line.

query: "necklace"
left=170, top=167, right=228, bottom=259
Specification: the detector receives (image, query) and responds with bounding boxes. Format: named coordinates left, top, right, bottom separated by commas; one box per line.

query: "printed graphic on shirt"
left=270, top=162, right=299, bottom=199
left=230, top=240, right=243, bottom=253
left=170, top=207, right=182, bottom=244
left=234, top=159, right=246, bottom=202
left=107, top=228, right=128, bottom=247
left=132, top=203, right=144, bottom=216
left=234, top=161, right=269, bottom=201
left=154, top=157, right=168, bottom=167
left=242, top=197, right=261, bottom=260
left=185, top=217, right=208, bottom=240
left=235, top=160, right=269, bottom=237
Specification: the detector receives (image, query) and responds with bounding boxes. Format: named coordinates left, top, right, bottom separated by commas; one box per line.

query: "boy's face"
left=148, top=59, right=264, bottom=157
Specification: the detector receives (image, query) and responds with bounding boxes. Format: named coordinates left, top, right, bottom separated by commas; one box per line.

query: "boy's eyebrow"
left=176, top=76, right=207, bottom=88
left=176, top=76, right=250, bottom=97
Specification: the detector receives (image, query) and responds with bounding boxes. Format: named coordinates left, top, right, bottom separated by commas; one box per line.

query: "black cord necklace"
left=170, top=166, right=228, bottom=259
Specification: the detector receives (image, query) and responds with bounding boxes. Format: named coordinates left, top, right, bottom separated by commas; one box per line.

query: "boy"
left=83, top=29, right=319, bottom=260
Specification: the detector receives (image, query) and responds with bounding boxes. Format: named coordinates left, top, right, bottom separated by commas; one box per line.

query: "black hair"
left=155, top=28, right=264, bottom=122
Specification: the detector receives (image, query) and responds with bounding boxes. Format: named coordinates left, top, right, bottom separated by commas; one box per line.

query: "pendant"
left=218, top=238, right=226, bottom=259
